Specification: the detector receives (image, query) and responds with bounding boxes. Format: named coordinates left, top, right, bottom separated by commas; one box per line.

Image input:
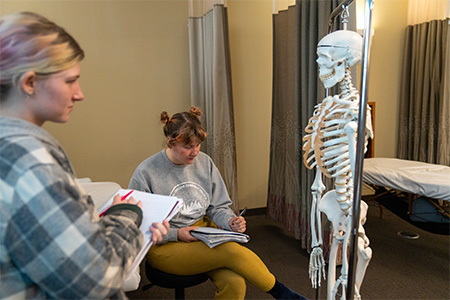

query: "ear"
left=20, top=71, right=37, bottom=96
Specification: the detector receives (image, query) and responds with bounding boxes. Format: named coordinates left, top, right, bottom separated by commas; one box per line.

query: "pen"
left=98, top=209, right=107, bottom=218
left=239, top=207, right=247, bottom=217
left=121, top=190, right=134, bottom=201
left=99, top=190, right=135, bottom=217
left=232, top=206, right=247, bottom=226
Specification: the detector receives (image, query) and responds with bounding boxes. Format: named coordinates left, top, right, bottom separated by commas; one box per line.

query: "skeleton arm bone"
left=309, top=167, right=326, bottom=288
left=344, top=121, right=358, bottom=177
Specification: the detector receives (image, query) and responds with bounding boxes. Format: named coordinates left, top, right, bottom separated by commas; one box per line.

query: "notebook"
left=97, top=189, right=183, bottom=278
left=190, top=227, right=250, bottom=248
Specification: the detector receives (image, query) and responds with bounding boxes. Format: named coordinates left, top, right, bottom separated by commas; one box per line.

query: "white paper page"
left=97, top=189, right=183, bottom=278
left=134, top=190, right=183, bottom=245
left=192, top=227, right=248, bottom=236
left=102, top=189, right=183, bottom=242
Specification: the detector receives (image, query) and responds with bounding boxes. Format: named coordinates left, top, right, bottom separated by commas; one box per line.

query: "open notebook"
left=97, top=189, right=183, bottom=278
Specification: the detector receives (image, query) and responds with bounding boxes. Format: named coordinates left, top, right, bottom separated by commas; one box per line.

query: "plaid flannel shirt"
left=0, top=117, right=143, bottom=299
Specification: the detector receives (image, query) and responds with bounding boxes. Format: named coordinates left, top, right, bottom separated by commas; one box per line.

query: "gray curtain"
left=268, top=0, right=356, bottom=251
left=188, top=4, right=239, bottom=211
left=398, top=18, right=450, bottom=166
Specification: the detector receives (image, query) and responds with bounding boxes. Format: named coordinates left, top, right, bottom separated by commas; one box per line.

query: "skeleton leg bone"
left=318, top=190, right=347, bottom=300
left=354, top=201, right=372, bottom=298
left=332, top=214, right=352, bottom=300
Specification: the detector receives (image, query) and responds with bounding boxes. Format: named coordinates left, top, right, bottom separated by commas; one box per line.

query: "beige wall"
left=363, top=0, right=408, bottom=158
left=1, top=0, right=407, bottom=210
left=1, top=1, right=191, bottom=188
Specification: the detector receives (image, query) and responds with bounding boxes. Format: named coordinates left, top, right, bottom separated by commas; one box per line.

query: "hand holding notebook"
left=97, top=189, right=183, bottom=278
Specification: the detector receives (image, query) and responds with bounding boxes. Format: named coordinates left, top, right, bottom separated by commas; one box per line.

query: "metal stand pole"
left=346, top=0, right=374, bottom=299
left=315, top=281, right=321, bottom=300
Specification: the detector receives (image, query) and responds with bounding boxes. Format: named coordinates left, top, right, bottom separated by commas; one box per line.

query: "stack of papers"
left=190, top=227, right=250, bottom=248
left=97, top=189, right=183, bottom=278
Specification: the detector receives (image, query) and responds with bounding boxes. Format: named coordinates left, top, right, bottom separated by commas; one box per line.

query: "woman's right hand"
left=111, top=195, right=142, bottom=209
left=177, top=226, right=199, bottom=242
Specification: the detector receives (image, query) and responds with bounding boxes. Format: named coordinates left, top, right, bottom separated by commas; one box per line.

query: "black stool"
left=142, top=260, right=209, bottom=299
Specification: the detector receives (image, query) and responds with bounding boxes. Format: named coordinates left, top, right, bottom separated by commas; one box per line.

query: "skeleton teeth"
left=319, top=69, right=336, bottom=81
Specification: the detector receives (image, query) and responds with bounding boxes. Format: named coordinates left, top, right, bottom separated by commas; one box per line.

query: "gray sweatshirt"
left=129, top=149, right=236, bottom=243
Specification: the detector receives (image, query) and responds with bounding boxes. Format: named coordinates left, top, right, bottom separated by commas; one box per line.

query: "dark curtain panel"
left=398, top=18, right=450, bottom=166
left=268, top=0, right=356, bottom=251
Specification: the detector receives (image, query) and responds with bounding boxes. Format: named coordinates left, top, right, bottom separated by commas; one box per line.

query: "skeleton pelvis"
left=318, top=190, right=348, bottom=237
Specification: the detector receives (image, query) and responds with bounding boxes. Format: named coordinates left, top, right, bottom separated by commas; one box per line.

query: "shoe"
left=267, top=280, right=308, bottom=300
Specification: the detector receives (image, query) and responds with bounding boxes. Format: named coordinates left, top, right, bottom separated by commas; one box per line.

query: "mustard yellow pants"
left=147, top=217, right=276, bottom=299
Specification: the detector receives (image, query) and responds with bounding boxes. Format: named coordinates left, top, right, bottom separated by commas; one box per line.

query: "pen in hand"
left=99, top=190, right=135, bottom=217
left=121, top=190, right=134, bottom=201
left=232, top=207, right=247, bottom=223
left=231, top=206, right=247, bottom=231
left=239, top=207, right=248, bottom=217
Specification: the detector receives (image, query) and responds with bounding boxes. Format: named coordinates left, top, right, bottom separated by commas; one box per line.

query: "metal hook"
left=341, top=5, right=350, bottom=30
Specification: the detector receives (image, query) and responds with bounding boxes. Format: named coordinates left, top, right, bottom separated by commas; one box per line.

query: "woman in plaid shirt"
left=0, top=12, right=169, bottom=299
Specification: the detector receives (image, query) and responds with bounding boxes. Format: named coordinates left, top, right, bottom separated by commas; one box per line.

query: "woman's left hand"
left=229, top=216, right=246, bottom=233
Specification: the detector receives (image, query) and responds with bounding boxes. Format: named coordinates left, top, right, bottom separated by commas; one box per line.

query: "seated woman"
left=129, top=107, right=307, bottom=300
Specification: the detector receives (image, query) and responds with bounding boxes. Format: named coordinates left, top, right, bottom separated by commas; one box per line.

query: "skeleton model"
left=302, top=29, right=373, bottom=300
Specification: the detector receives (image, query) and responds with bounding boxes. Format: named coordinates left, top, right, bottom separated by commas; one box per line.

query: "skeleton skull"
left=316, top=30, right=363, bottom=89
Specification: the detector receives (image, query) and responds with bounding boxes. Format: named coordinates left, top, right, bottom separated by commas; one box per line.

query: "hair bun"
left=189, top=106, right=202, bottom=118
left=160, top=111, right=170, bottom=124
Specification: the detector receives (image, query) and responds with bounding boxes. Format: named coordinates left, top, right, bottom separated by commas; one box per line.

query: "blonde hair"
left=0, top=12, right=84, bottom=98
left=160, top=107, right=207, bottom=147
